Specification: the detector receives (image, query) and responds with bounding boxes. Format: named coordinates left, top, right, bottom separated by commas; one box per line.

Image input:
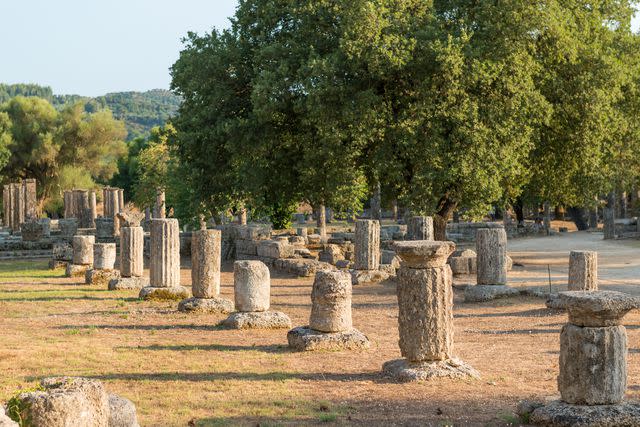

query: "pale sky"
left=0, top=1, right=638, bottom=96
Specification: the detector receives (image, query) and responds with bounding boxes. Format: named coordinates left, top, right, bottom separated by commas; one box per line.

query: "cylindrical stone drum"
left=149, top=218, right=180, bottom=288
left=309, top=270, right=352, bottom=333
left=72, top=235, right=95, bottom=265
left=191, top=229, right=222, bottom=298
left=354, top=220, right=380, bottom=271
left=476, top=228, right=507, bottom=286
left=568, top=251, right=598, bottom=291
left=93, top=243, right=116, bottom=270
left=233, top=260, right=270, bottom=312
left=121, top=226, right=144, bottom=277
left=407, top=216, right=434, bottom=241
left=559, top=324, right=626, bottom=405
left=95, top=217, right=115, bottom=239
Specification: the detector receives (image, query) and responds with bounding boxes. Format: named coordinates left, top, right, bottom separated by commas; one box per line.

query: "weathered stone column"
left=530, top=291, right=640, bottom=425
left=465, top=227, right=517, bottom=302
left=288, top=270, right=369, bottom=351
left=568, top=251, right=598, bottom=291
left=351, top=219, right=387, bottom=285
left=23, top=178, right=37, bottom=221
left=153, top=190, right=166, bottom=219
left=65, top=235, right=95, bottom=278
left=178, top=230, right=233, bottom=313
left=139, top=218, right=187, bottom=300
left=383, top=240, right=479, bottom=381
left=407, top=216, right=434, bottom=241
left=95, top=217, right=114, bottom=239
left=3, top=184, right=10, bottom=228
left=86, top=243, right=120, bottom=286
left=88, top=191, right=97, bottom=228
left=11, top=182, right=23, bottom=232
left=109, top=213, right=149, bottom=290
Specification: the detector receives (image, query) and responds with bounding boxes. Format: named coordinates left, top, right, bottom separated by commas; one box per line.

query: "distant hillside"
left=0, top=83, right=181, bottom=140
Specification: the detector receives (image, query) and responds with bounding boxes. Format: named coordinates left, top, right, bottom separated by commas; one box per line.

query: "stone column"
left=568, top=251, right=597, bottom=291
left=3, top=184, right=10, bottom=228
left=383, top=240, right=478, bottom=381
left=154, top=190, right=166, bottom=219
left=11, top=182, right=23, bottom=232
left=316, top=203, right=326, bottom=238
left=118, top=189, right=124, bottom=212
left=23, top=178, right=37, bottom=221
left=530, top=291, right=640, bottom=424
left=407, top=216, right=434, bottom=241
left=465, top=227, right=518, bottom=302
left=140, top=218, right=187, bottom=300
left=476, top=228, right=507, bottom=285
left=63, top=190, right=72, bottom=219
left=288, top=270, right=369, bottom=351
left=66, top=235, right=95, bottom=277
left=121, top=226, right=144, bottom=278
left=88, top=191, right=97, bottom=227
left=354, top=219, right=380, bottom=270
left=86, top=242, right=119, bottom=286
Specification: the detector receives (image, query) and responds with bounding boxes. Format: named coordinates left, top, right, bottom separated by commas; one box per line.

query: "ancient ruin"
left=139, top=218, right=188, bottom=300
left=65, top=235, right=95, bottom=278
left=288, top=270, right=369, bottom=351
left=63, top=189, right=97, bottom=228
left=109, top=212, right=148, bottom=290
left=223, top=260, right=291, bottom=329
left=351, top=219, right=388, bottom=285
left=568, top=250, right=598, bottom=291
left=178, top=229, right=233, bottom=312
left=527, top=291, right=640, bottom=425
left=3, top=179, right=37, bottom=232
left=407, top=216, right=434, bottom=241
left=383, top=240, right=479, bottom=381
left=85, top=243, right=120, bottom=287
left=464, top=227, right=518, bottom=302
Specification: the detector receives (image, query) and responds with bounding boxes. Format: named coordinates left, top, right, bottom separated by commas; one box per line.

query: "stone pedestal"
left=465, top=227, right=517, bottom=302
left=66, top=235, right=95, bottom=278
left=383, top=240, right=479, bottom=381
left=222, top=260, right=290, bottom=328
left=288, top=270, right=369, bottom=350
left=178, top=229, right=232, bottom=313
left=529, top=291, right=640, bottom=426
left=568, top=251, right=597, bottom=291
left=407, top=216, right=434, bottom=241
left=139, top=219, right=188, bottom=300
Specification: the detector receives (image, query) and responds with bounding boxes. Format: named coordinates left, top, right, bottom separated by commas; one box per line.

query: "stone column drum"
left=65, top=235, right=95, bottom=278
left=223, top=261, right=291, bottom=328
left=530, top=291, right=640, bottom=425
left=139, top=218, right=187, bottom=300
left=121, top=227, right=144, bottom=278
left=288, top=270, right=369, bottom=351
left=86, top=243, right=120, bottom=287
left=354, top=220, right=380, bottom=271
left=407, top=216, right=434, bottom=241
left=178, top=230, right=233, bottom=313
left=568, top=251, right=597, bottom=291
left=383, top=241, right=479, bottom=381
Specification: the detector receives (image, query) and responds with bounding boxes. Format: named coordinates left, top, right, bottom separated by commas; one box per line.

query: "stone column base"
left=529, top=400, right=640, bottom=426
left=223, top=311, right=292, bottom=329
left=85, top=269, right=120, bottom=287
left=382, top=358, right=480, bottom=382
left=287, top=326, right=370, bottom=351
left=139, top=286, right=189, bottom=301
left=108, top=276, right=149, bottom=290
left=177, top=297, right=233, bottom=314
left=65, top=264, right=90, bottom=278
left=464, top=284, right=519, bottom=302
left=350, top=269, right=389, bottom=285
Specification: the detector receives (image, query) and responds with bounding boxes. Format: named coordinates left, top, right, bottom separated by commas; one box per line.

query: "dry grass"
left=1, top=252, right=639, bottom=426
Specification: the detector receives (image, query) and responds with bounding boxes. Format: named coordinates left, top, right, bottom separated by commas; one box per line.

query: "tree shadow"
left=116, top=343, right=290, bottom=354
left=56, top=323, right=223, bottom=331
left=454, top=308, right=557, bottom=319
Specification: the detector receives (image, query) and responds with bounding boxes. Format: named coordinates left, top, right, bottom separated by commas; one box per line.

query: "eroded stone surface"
left=72, top=235, right=95, bottom=265
left=0, top=408, right=17, bottom=427
left=108, top=276, right=149, bottom=290
left=223, top=311, right=292, bottom=329
left=382, top=358, right=480, bottom=382
left=476, top=228, right=508, bottom=286
left=120, top=226, right=144, bottom=278
left=569, top=251, right=598, bottom=291
left=464, top=284, right=519, bottom=302
left=139, top=286, right=189, bottom=301
left=93, top=243, right=116, bottom=270
left=191, top=229, right=222, bottom=298
left=65, top=263, right=90, bottom=278
left=85, top=269, right=120, bottom=287
left=354, top=220, right=380, bottom=270
left=397, top=266, right=453, bottom=362
left=559, top=324, right=626, bottom=405
left=149, top=219, right=180, bottom=288
left=350, top=269, right=389, bottom=285
left=392, top=241, right=455, bottom=269
left=407, top=216, right=434, bottom=241
left=287, top=326, right=369, bottom=351
left=177, top=296, right=233, bottom=313
left=559, top=291, right=640, bottom=327
left=310, top=270, right=352, bottom=333
left=234, top=260, right=270, bottom=312
left=108, top=394, right=140, bottom=427
left=530, top=400, right=640, bottom=427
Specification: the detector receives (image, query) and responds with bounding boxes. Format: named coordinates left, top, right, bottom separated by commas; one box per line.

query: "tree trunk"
left=514, top=199, right=524, bottom=227
left=543, top=201, right=551, bottom=232
left=603, top=192, right=615, bottom=240
left=434, top=197, right=457, bottom=241
left=588, top=207, right=598, bottom=229
left=567, top=206, right=589, bottom=231
left=316, top=203, right=327, bottom=238
left=371, top=183, right=381, bottom=220
left=391, top=199, right=398, bottom=222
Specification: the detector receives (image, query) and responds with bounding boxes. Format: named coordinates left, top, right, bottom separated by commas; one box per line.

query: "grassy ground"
left=1, top=241, right=640, bottom=426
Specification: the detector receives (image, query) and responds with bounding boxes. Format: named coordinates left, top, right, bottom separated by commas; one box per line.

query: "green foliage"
left=6, top=383, right=44, bottom=425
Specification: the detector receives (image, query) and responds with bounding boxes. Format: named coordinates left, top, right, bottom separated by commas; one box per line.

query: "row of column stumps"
left=85, top=243, right=120, bottom=287
left=65, top=235, right=95, bottom=278
left=109, top=213, right=148, bottom=290
left=3, top=179, right=37, bottom=232
left=63, top=189, right=97, bottom=228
